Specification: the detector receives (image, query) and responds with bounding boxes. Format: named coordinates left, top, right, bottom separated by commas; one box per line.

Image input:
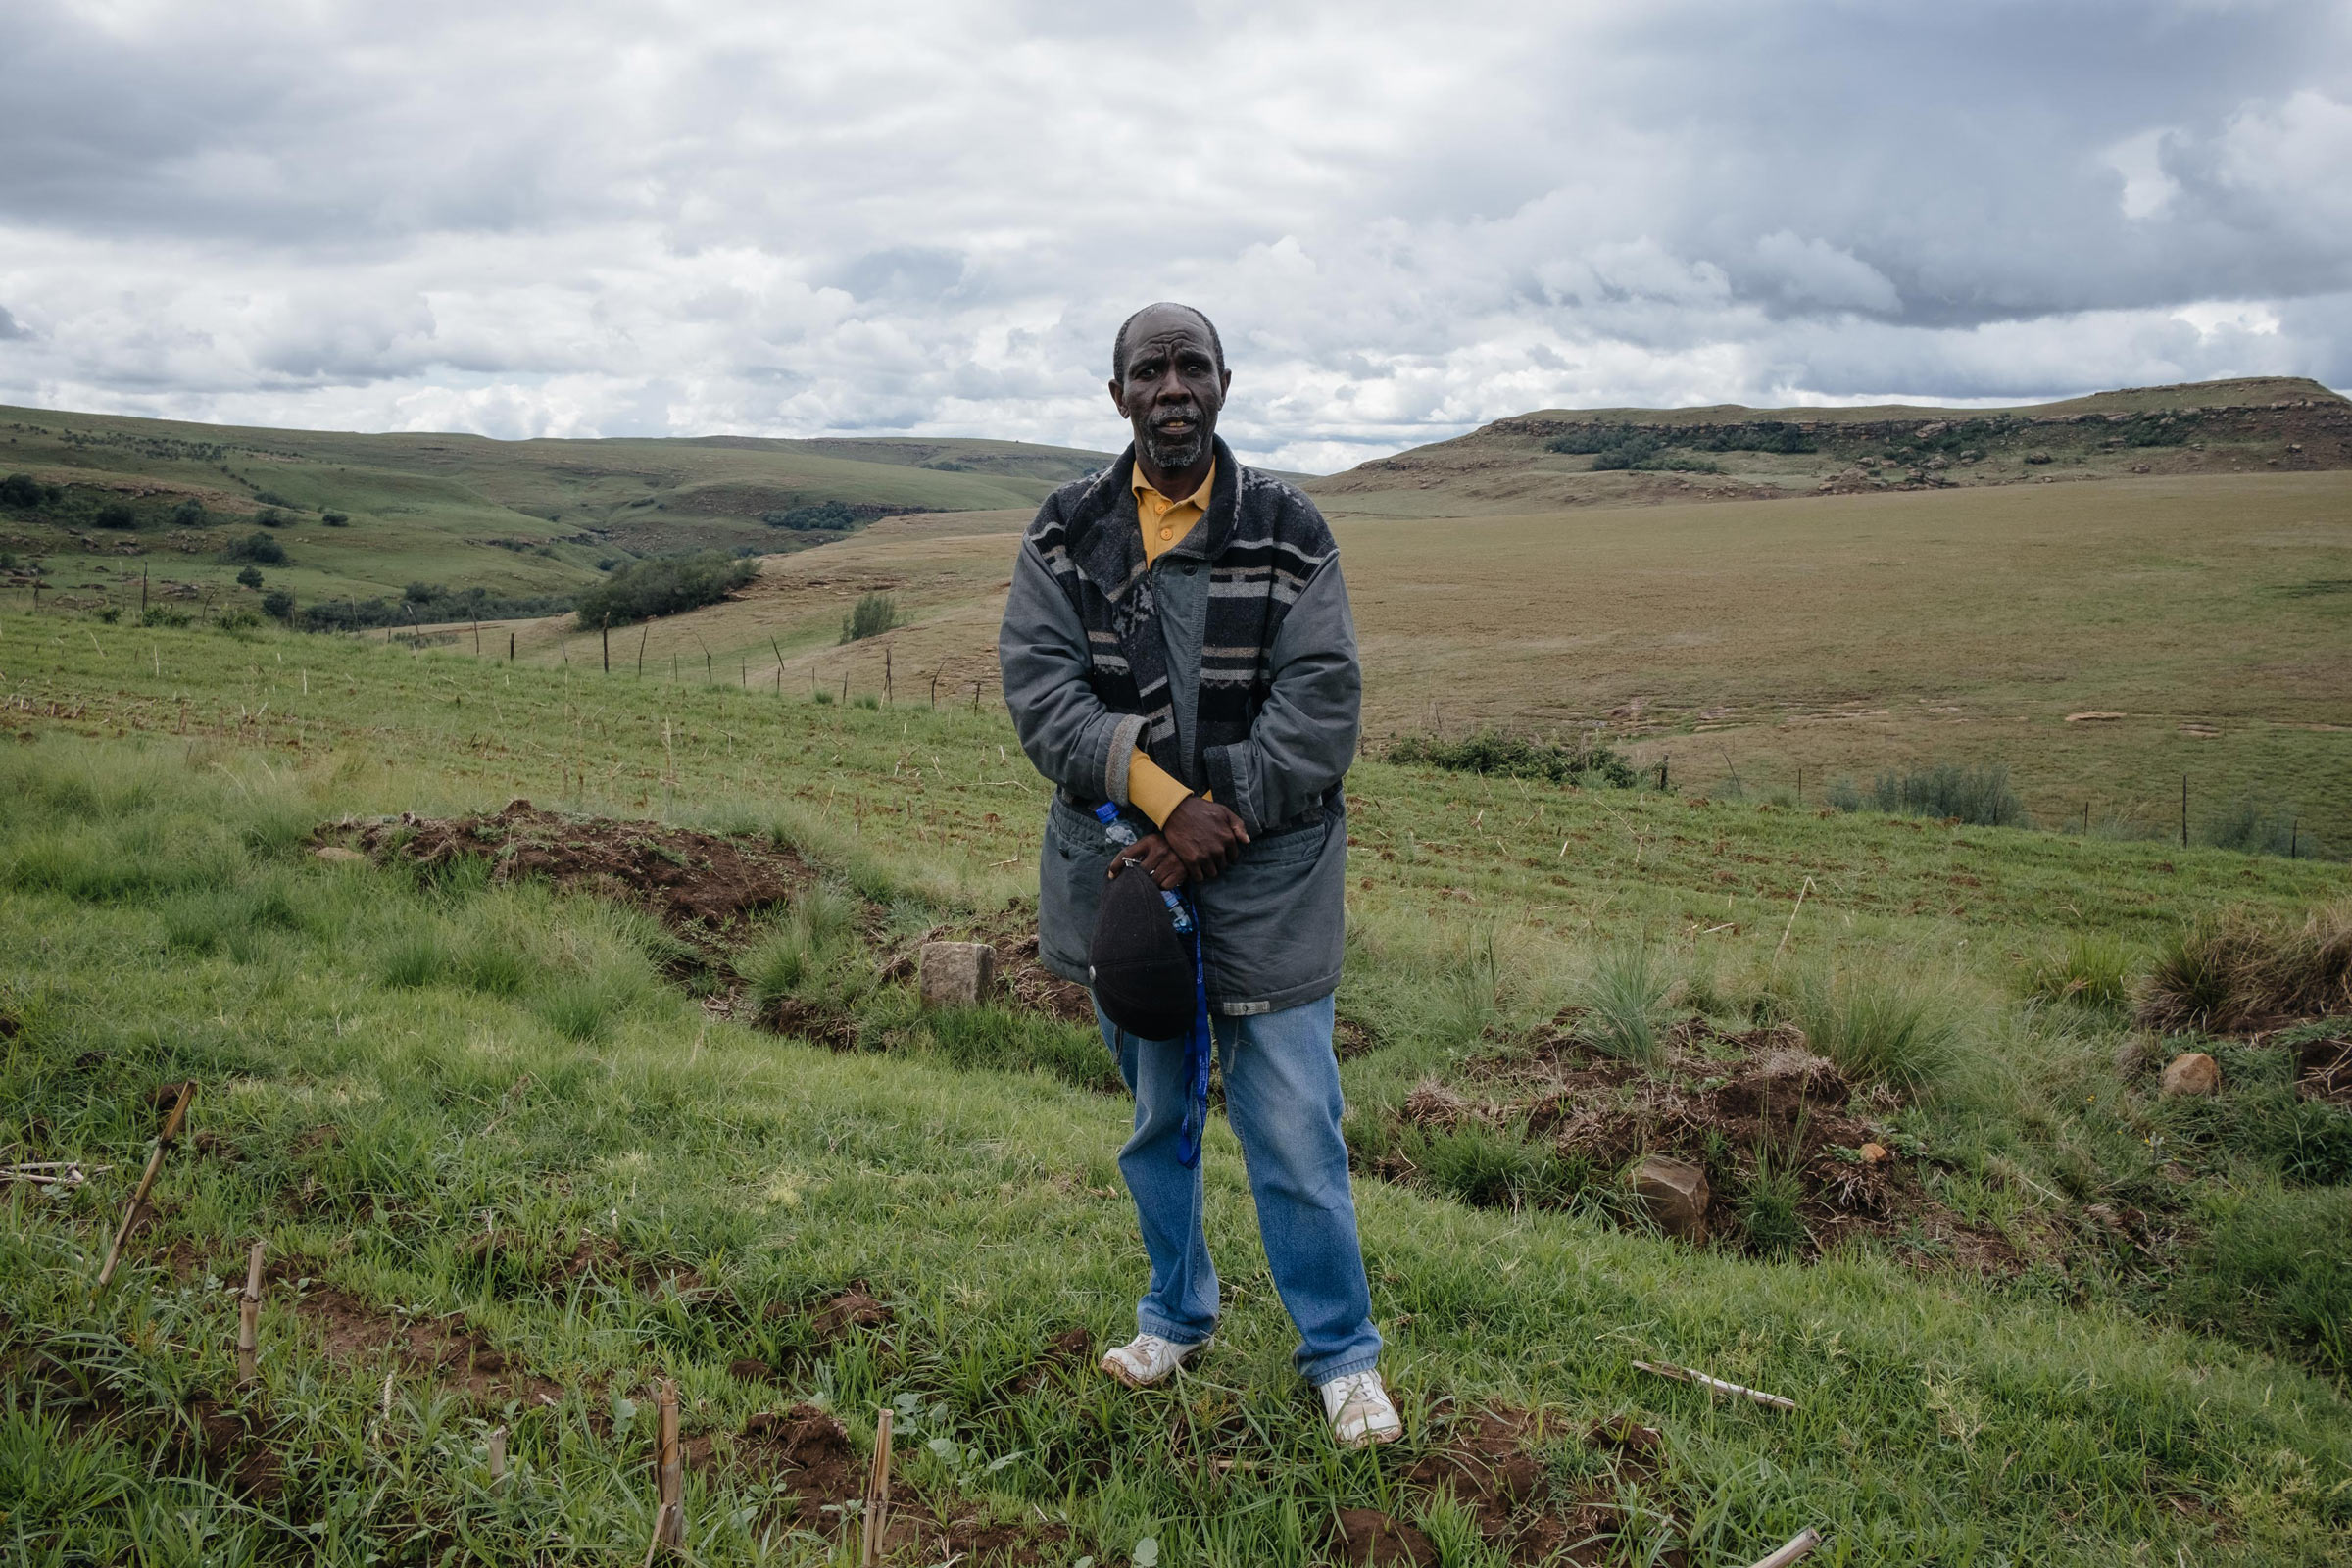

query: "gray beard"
left=1140, top=422, right=1208, bottom=474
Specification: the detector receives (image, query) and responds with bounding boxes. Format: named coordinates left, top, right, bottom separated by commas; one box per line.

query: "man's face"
left=1109, top=308, right=1230, bottom=476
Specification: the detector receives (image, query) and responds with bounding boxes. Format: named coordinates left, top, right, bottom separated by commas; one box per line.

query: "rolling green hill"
left=0, top=404, right=1113, bottom=622
left=1307, top=375, right=2352, bottom=516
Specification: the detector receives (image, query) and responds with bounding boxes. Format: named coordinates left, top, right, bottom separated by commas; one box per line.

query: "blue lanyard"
left=1176, top=886, right=1211, bottom=1170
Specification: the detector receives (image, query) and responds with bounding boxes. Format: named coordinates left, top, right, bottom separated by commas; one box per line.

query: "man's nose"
left=1151, top=369, right=1194, bottom=405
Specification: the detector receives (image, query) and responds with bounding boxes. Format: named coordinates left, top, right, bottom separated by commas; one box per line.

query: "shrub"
left=171, top=499, right=207, bottom=526
left=2200, top=796, right=2310, bottom=858
left=0, top=473, right=42, bottom=509
left=321, top=511, right=350, bottom=527
left=94, top=502, right=138, bottom=530
left=1780, top=965, right=1960, bottom=1096
left=222, top=531, right=286, bottom=565
left=2021, top=932, right=2133, bottom=1012
left=840, top=592, right=899, bottom=644
left=1573, top=944, right=1670, bottom=1067
left=261, top=590, right=295, bottom=620
left=235, top=565, right=264, bottom=589
left=572, top=551, right=756, bottom=629
left=1388, top=728, right=1639, bottom=789
left=255, top=508, right=286, bottom=527
left=215, top=608, right=263, bottom=632
left=2138, top=904, right=2352, bottom=1034
left=1867, top=762, right=2028, bottom=827
left=765, top=500, right=859, bottom=531
left=1823, top=775, right=1863, bottom=812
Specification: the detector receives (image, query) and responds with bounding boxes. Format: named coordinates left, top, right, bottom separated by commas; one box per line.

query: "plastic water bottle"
left=1094, top=801, right=1194, bottom=933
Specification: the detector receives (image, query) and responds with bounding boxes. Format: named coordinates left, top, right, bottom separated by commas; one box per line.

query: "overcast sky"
left=2, top=1, right=2348, bottom=471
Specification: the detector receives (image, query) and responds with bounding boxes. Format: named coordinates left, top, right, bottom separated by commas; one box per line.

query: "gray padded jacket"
left=998, top=444, right=1360, bottom=1016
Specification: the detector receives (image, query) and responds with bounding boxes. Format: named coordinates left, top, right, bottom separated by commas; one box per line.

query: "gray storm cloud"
left=0, top=0, right=2345, bottom=469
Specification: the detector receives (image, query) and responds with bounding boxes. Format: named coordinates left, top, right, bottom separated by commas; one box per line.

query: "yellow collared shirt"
left=1126, top=459, right=1215, bottom=824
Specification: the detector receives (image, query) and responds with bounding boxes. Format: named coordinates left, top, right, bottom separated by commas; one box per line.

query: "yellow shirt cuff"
left=1127, top=750, right=1198, bottom=827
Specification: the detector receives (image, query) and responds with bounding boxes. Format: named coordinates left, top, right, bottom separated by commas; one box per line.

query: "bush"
left=321, top=511, right=350, bottom=526
left=572, top=551, right=756, bottom=630
left=221, top=531, right=286, bottom=565
left=1867, top=762, right=2028, bottom=827
left=1388, top=728, right=1639, bottom=789
left=171, top=499, right=207, bottom=526
left=1823, top=775, right=1863, bottom=812
left=2200, top=796, right=2312, bottom=858
left=94, top=502, right=138, bottom=530
left=840, top=592, right=899, bottom=644
left=765, top=500, right=860, bottom=531
left=0, top=473, right=42, bottom=509
left=261, top=590, right=295, bottom=620
left=235, top=565, right=264, bottom=589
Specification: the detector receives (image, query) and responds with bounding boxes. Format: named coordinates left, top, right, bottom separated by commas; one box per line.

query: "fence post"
left=602, top=617, right=610, bottom=673
left=2180, top=775, right=2188, bottom=849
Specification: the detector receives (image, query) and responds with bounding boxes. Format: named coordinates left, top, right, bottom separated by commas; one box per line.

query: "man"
left=998, top=303, right=1398, bottom=1447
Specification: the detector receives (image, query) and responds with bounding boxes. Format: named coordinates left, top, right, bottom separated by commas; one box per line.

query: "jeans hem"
left=1301, top=1349, right=1383, bottom=1385
left=1137, top=1313, right=1214, bottom=1348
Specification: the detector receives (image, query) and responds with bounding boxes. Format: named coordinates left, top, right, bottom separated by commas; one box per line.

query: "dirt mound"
left=183, top=1398, right=284, bottom=1501
left=1396, top=1020, right=2008, bottom=1265
left=319, top=800, right=813, bottom=936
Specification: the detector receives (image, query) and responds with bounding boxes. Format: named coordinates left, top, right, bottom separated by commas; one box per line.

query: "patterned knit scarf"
left=1028, top=437, right=1336, bottom=796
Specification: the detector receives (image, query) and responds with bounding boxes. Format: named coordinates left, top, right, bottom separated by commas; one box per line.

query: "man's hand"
left=1162, top=796, right=1250, bottom=882
left=1110, top=832, right=1186, bottom=891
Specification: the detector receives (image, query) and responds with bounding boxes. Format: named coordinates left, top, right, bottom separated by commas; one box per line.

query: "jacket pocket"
left=1039, top=797, right=1119, bottom=980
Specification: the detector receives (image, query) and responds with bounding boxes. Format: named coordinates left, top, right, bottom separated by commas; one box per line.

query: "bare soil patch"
left=290, top=1279, right=567, bottom=1408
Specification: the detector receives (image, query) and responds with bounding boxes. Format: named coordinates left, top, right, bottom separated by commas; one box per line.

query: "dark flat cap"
left=1089, top=860, right=1194, bottom=1041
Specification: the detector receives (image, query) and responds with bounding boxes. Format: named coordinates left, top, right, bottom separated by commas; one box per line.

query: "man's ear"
left=1218, top=368, right=1232, bottom=401
left=1108, top=377, right=1130, bottom=417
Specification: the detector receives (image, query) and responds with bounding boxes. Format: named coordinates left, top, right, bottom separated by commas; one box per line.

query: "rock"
left=1858, top=1142, right=1889, bottom=1164
left=918, top=941, right=996, bottom=1006
left=2160, top=1051, right=2221, bottom=1098
left=310, top=845, right=366, bottom=863
left=1634, top=1155, right=1710, bottom=1242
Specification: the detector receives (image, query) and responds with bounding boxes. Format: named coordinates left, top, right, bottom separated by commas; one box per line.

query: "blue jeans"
left=1096, top=992, right=1383, bottom=1385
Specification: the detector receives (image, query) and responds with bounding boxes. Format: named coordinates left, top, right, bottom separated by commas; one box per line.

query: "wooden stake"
left=487, top=1425, right=507, bottom=1483
left=97, top=1082, right=193, bottom=1287
left=1771, top=876, right=1815, bottom=965
left=638, top=623, right=650, bottom=676
left=883, top=644, right=892, bottom=706
left=1744, top=1527, right=1823, bottom=1568
left=656, top=1379, right=683, bottom=1547
left=236, top=1239, right=264, bottom=1386
left=860, top=1407, right=894, bottom=1566
left=1634, top=1358, right=1796, bottom=1412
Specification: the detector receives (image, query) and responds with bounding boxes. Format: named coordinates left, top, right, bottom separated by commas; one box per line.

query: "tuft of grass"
left=2021, top=932, right=2134, bottom=1012
left=2139, top=903, right=2352, bottom=1034
left=2172, top=1183, right=2352, bottom=1374
left=1780, top=964, right=1962, bottom=1097
left=1573, top=943, right=1670, bottom=1067
left=1738, top=1139, right=1809, bottom=1259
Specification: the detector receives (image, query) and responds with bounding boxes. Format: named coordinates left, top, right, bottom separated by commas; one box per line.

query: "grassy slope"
left=4, top=614, right=2352, bottom=1565
left=0, top=403, right=1110, bottom=615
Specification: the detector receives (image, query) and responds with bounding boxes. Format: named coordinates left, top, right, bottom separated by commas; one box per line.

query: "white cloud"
left=0, top=0, right=2347, bottom=467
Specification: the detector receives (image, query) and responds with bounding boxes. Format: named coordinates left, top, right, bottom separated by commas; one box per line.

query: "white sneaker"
left=1318, top=1369, right=1402, bottom=1447
left=1100, top=1332, right=1209, bottom=1388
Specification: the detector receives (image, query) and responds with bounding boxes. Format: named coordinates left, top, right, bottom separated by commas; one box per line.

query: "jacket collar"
left=1068, top=436, right=1241, bottom=601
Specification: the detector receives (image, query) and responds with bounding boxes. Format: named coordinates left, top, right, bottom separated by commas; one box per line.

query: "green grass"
left=3, top=616, right=2352, bottom=1563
